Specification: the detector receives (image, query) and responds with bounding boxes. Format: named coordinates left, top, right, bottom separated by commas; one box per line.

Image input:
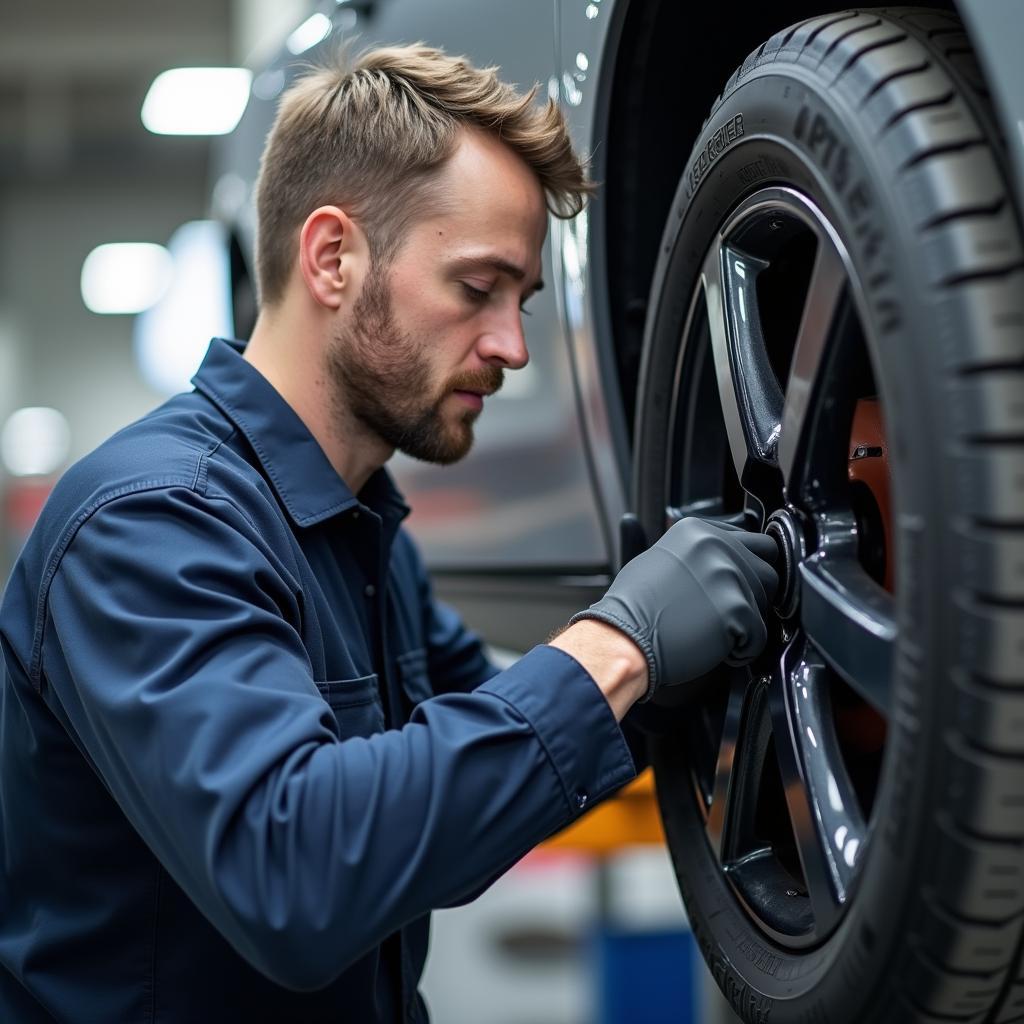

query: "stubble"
left=325, top=268, right=503, bottom=465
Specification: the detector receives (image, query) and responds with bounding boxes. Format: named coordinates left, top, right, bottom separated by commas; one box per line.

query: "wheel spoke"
left=702, top=244, right=781, bottom=494
left=706, top=676, right=746, bottom=859
left=669, top=293, right=736, bottom=512
left=722, top=249, right=785, bottom=467
left=778, top=238, right=848, bottom=494
left=707, top=674, right=771, bottom=863
left=771, top=636, right=867, bottom=933
left=799, top=554, right=896, bottom=715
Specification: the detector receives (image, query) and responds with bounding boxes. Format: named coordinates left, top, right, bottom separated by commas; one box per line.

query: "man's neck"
left=244, top=307, right=393, bottom=496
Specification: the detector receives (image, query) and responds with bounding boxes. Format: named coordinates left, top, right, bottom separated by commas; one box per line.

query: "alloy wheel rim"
left=660, top=186, right=896, bottom=949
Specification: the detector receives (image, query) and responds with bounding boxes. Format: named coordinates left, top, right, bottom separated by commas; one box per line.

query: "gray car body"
left=211, top=0, right=1023, bottom=652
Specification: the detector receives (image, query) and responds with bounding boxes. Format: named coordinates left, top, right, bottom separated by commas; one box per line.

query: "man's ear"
left=297, top=205, right=367, bottom=310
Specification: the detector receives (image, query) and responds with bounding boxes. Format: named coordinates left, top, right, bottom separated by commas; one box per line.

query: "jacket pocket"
left=316, top=674, right=385, bottom=740
left=396, top=648, right=433, bottom=709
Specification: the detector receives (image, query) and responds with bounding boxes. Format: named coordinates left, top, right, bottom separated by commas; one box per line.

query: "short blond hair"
left=254, top=43, right=594, bottom=306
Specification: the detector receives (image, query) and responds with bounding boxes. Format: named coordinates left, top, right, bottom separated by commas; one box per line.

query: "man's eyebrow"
left=450, top=255, right=544, bottom=293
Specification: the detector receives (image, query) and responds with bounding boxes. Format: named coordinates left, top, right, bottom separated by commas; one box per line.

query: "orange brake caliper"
left=835, top=397, right=891, bottom=754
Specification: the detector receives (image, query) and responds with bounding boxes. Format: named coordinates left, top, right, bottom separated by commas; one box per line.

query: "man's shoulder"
left=28, top=391, right=290, bottom=576
left=51, top=392, right=235, bottom=521
left=2, top=391, right=301, bottom=691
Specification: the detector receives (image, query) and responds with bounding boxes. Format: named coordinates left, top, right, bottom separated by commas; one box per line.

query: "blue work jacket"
left=0, top=338, right=636, bottom=1022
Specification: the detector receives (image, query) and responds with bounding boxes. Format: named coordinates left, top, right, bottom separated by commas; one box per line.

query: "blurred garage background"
left=0, top=2, right=738, bottom=1020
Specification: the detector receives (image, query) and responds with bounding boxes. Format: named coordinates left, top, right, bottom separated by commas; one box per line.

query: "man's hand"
left=568, top=517, right=779, bottom=703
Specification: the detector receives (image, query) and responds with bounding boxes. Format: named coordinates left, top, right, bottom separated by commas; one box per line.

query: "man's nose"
left=477, top=314, right=529, bottom=370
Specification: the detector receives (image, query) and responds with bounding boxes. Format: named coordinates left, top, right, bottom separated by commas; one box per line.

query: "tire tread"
left=642, top=8, right=1024, bottom=1022
left=795, top=17, right=1024, bottom=1021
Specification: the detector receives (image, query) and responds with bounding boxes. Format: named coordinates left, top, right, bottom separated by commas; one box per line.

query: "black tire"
left=633, top=8, right=1024, bottom=1023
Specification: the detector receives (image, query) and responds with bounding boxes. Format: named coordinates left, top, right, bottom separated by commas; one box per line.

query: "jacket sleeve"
left=41, top=487, right=635, bottom=992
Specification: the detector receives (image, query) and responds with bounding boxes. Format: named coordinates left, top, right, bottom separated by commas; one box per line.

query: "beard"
left=325, top=267, right=503, bottom=465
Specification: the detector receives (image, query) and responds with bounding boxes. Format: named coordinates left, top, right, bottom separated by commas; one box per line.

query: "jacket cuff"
left=477, top=644, right=637, bottom=818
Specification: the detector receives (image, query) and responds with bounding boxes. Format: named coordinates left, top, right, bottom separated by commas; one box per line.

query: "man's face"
left=326, top=128, right=548, bottom=465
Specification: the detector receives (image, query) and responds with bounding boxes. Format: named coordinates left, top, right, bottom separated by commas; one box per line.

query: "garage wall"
left=0, top=176, right=209, bottom=463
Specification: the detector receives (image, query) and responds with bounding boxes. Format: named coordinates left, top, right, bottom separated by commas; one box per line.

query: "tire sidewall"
left=638, top=65, right=943, bottom=1020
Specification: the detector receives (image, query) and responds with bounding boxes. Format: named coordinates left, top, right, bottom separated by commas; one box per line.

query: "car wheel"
left=632, top=8, right=1024, bottom=1022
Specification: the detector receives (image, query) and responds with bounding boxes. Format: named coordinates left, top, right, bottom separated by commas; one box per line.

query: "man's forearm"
left=547, top=619, right=648, bottom=721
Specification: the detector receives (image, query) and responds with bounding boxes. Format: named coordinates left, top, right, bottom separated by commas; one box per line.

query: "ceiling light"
left=287, top=13, right=332, bottom=55
left=141, top=68, right=252, bottom=136
left=81, top=243, right=173, bottom=315
left=1, top=407, right=71, bottom=478
left=134, top=221, right=233, bottom=396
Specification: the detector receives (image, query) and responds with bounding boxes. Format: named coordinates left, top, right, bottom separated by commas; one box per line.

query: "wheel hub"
left=764, top=508, right=805, bottom=619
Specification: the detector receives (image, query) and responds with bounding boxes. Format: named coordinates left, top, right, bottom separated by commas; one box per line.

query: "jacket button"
left=364, top=583, right=376, bottom=598
left=575, top=790, right=589, bottom=810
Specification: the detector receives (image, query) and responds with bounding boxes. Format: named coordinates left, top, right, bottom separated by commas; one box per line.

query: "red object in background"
left=4, top=477, right=55, bottom=553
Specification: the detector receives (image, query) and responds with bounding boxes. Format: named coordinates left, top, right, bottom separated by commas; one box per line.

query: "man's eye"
left=462, top=281, right=532, bottom=315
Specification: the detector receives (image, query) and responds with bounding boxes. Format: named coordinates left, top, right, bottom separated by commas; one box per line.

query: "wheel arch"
left=594, top=0, right=960, bottom=453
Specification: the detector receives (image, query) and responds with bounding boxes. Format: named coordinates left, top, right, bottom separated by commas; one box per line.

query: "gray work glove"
left=569, top=517, right=779, bottom=701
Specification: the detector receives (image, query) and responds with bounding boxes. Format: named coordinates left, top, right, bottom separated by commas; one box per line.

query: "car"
left=209, top=2, right=1024, bottom=1020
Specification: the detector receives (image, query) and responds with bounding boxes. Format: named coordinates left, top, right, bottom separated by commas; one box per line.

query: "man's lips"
left=452, top=389, right=487, bottom=411
left=449, top=368, right=501, bottom=413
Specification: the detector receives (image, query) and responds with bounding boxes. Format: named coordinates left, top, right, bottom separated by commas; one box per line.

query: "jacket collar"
left=191, top=338, right=409, bottom=529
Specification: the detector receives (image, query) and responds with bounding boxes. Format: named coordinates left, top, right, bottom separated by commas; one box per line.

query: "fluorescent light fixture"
left=81, top=243, right=173, bottom=315
left=134, top=221, right=233, bottom=397
left=1, top=407, right=70, bottom=478
left=287, top=13, right=332, bottom=55
left=142, top=67, right=252, bottom=136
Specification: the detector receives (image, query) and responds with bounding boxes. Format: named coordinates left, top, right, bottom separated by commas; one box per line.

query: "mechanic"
left=0, top=44, right=778, bottom=1022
